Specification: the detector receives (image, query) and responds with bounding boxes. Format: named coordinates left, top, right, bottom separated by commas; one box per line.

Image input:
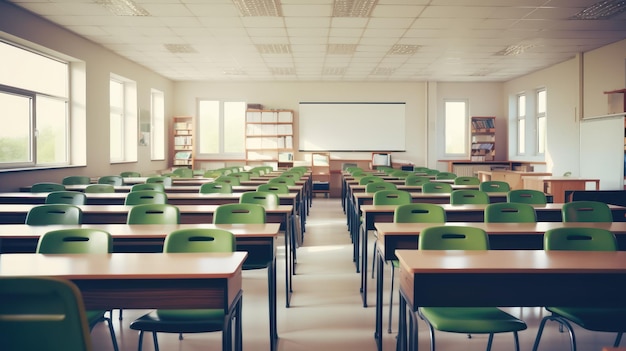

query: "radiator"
left=453, top=164, right=494, bottom=177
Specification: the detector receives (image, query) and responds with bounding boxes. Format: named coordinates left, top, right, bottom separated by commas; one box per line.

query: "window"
left=150, top=89, right=165, bottom=160
left=536, top=89, right=546, bottom=155
left=197, top=100, right=246, bottom=158
left=109, top=74, right=137, bottom=163
left=444, top=100, right=468, bottom=156
left=517, top=94, right=526, bottom=155
left=0, top=40, right=70, bottom=167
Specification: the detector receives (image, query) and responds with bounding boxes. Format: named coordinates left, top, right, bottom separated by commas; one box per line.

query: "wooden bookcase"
left=245, top=109, right=294, bottom=168
left=470, top=116, right=496, bottom=161
left=171, top=116, right=194, bottom=168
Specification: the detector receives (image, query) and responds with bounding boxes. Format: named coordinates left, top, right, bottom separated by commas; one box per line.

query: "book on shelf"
left=174, top=151, right=191, bottom=160
left=471, top=118, right=495, bottom=130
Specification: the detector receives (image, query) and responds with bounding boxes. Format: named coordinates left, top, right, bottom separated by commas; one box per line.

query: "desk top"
left=0, top=252, right=248, bottom=279
left=1, top=191, right=298, bottom=202
left=375, top=222, right=626, bottom=236
left=0, top=203, right=293, bottom=214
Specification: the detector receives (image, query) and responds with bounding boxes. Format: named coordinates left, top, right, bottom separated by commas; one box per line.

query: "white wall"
left=583, top=39, right=626, bottom=118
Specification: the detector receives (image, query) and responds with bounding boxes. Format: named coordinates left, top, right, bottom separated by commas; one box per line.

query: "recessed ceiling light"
left=388, top=44, right=420, bottom=55
left=232, top=0, right=282, bottom=17
left=332, top=0, right=378, bottom=17
left=371, top=67, right=395, bottom=75
left=323, top=67, right=347, bottom=75
left=495, top=43, right=538, bottom=56
left=270, top=67, right=295, bottom=75
left=256, top=44, right=292, bottom=54
left=164, top=44, right=196, bottom=54
left=569, top=0, right=626, bottom=19
left=94, top=0, right=150, bottom=16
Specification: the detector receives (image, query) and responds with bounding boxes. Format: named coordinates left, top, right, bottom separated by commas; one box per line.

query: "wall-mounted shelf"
left=604, top=88, right=626, bottom=114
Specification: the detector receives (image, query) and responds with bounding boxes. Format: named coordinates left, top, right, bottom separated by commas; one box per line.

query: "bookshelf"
left=245, top=109, right=294, bottom=168
left=470, top=116, right=496, bottom=161
left=171, top=116, right=194, bottom=168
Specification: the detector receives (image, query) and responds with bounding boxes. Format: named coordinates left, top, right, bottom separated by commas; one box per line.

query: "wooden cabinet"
left=171, top=116, right=194, bottom=168
left=245, top=109, right=294, bottom=168
left=470, top=116, right=496, bottom=161
left=311, top=152, right=330, bottom=197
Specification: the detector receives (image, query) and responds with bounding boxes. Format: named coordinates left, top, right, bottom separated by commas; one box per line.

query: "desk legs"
left=360, top=222, right=369, bottom=307
left=397, top=289, right=420, bottom=351
left=269, top=257, right=278, bottom=351
left=375, top=244, right=384, bottom=351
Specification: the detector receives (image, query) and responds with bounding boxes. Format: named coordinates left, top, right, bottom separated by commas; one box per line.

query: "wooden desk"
left=522, top=176, right=600, bottom=203
left=395, top=250, right=626, bottom=351
left=0, top=252, right=248, bottom=351
left=373, top=221, right=626, bottom=350
left=0, top=223, right=279, bottom=351
left=476, top=170, right=552, bottom=189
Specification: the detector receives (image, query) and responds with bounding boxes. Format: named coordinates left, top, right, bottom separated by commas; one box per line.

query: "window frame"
left=196, top=99, right=246, bottom=160
left=536, top=88, right=547, bottom=155
left=150, top=89, right=165, bottom=161
left=109, top=74, right=138, bottom=164
left=516, top=93, right=526, bottom=156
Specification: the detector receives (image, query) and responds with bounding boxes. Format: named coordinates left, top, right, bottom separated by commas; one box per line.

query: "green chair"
left=36, top=228, right=119, bottom=351
left=290, top=166, right=308, bottom=174
left=346, top=167, right=363, bottom=174
left=479, top=181, right=511, bottom=193
left=386, top=203, right=446, bottom=333
left=435, top=172, right=457, bottom=180
left=561, top=200, right=613, bottom=222
left=365, top=181, right=397, bottom=193
left=129, top=228, right=236, bottom=351
left=199, top=182, right=233, bottom=194
left=45, top=191, right=87, bottom=205
left=405, top=175, right=430, bottom=186
left=0, top=277, right=94, bottom=351
left=215, top=175, right=241, bottom=186
left=31, top=182, right=65, bottom=193
left=240, top=191, right=279, bottom=208
left=450, top=189, right=489, bottom=205
left=359, top=176, right=384, bottom=185
left=120, top=171, right=141, bottom=177
left=172, top=167, right=193, bottom=178
left=422, top=182, right=453, bottom=194
left=453, top=176, right=480, bottom=185
left=268, top=177, right=295, bottom=186
left=203, top=170, right=225, bottom=178
left=413, top=166, right=430, bottom=173
left=25, top=204, right=82, bottom=225
left=257, top=183, right=289, bottom=194
left=507, top=189, right=547, bottom=205
left=62, top=176, right=91, bottom=185
left=416, top=225, right=527, bottom=351
left=84, top=184, right=115, bottom=193
left=132, top=183, right=166, bottom=192
left=126, top=204, right=180, bottom=224
left=390, top=170, right=410, bottom=179
left=146, top=176, right=173, bottom=187
left=484, top=202, right=536, bottom=223
left=213, top=203, right=266, bottom=224
left=279, top=171, right=301, bottom=179
left=532, top=227, right=625, bottom=351
left=423, top=169, right=440, bottom=176
left=230, top=172, right=251, bottom=181
left=97, top=176, right=123, bottom=186
left=125, top=190, right=168, bottom=205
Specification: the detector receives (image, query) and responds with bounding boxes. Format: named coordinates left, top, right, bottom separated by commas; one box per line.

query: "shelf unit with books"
left=470, top=116, right=496, bottom=162
left=245, top=109, right=294, bottom=168
left=171, top=116, right=194, bottom=169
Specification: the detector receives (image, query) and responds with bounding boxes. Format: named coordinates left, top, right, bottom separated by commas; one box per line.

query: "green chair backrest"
left=347, top=167, right=363, bottom=174
left=394, top=203, right=446, bottom=223
left=484, top=202, right=536, bottom=223
left=373, top=190, right=412, bottom=205
left=97, top=176, right=123, bottom=186
left=419, top=225, right=490, bottom=250
left=126, top=204, right=180, bottom=224
left=146, top=176, right=173, bottom=187
left=25, top=204, right=83, bottom=225
left=450, top=190, right=489, bottom=205
left=422, top=182, right=453, bottom=194
left=240, top=191, right=279, bottom=208
left=215, top=175, right=241, bottom=186
left=544, top=227, right=617, bottom=251
left=507, top=189, right=547, bottom=204
left=422, top=169, right=440, bottom=176
left=45, top=191, right=86, bottom=205
left=0, top=277, right=93, bottom=351
left=365, top=182, right=397, bottom=193
left=36, top=228, right=112, bottom=254
left=268, top=177, right=296, bottom=186
left=120, top=171, right=141, bottom=177
left=453, top=176, right=480, bottom=185
left=413, top=166, right=430, bottom=173
left=84, top=184, right=115, bottom=193
left=561, top=200, right=613, bottom=222
left=213, top=203, right=266, bottom=224
left=172, top=168, right=193, bottom=178
left=199, top=182, right=233, bottom=194
left=435, top=172, right=457, bottom=180
left=31, top=182, right=65, bottom=193
left=479, top=181, right=511, bottom=193
left=163, top=228, right=235, bottom=253
left=290, top=166, right=308, bottom=174
left=131, top=183, right=165, bottom=192
left=359, top=176, right=384, bottom=185
left=405, top=175, right=430, bottom=186
left=280, top=171, right=301, bottom=179
left=124, top=190, right=168, bottom=205
left=390, top=170, right=410, bottom=179
left=62, top=176, right=91, bottom=185
left=230, top=172, right=251, bottom=181
left=257, top=183, right=289, bottom=194
left=203, top=170, right=225, bottom=178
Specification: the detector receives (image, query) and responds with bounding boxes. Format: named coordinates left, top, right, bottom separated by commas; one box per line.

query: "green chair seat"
left=420, top=307, right=527, bottom=334
left=544, top=307, right=626, bottom=332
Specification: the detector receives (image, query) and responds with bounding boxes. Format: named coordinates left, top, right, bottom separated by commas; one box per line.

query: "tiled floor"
left=91, top=197, right=620, bottom=351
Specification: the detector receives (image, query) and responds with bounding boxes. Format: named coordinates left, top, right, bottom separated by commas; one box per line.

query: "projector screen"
left=298, top=102, right=406, bottom=152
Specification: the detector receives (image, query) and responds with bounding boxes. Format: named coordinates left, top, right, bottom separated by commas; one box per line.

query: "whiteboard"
left=580, top=116, right=624, bottom=190
left=298, top=102, right=406, bottom=151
